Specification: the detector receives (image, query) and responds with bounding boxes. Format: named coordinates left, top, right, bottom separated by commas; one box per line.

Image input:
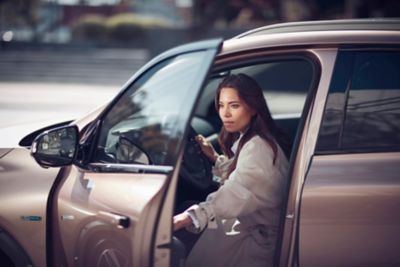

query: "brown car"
left=1, top=19, right=400, bottom=267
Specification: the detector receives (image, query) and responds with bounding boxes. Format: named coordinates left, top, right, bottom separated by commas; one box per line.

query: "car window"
left=197, top=57, right=316, bottom=148
left=234, top=60, right=313, bottom=116
left=200, top=59, right=313, bottom=116
left=317, top=50, right=400, bottom=153
left=94, top=51, right=211, bottom=166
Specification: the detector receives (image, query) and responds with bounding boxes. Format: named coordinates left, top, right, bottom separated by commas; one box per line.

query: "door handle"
left=98, top=211, right=130, bottom=229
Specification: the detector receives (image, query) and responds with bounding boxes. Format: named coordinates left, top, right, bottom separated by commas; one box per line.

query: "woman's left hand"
left=173, top=212, right=193, bottom=231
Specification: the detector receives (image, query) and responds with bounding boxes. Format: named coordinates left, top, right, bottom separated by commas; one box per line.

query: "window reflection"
left=343, top=89, right=400, bottom=150
left=342, top=52, right=400, bottom=151
left=317, top=50, right=400, bottom=153
left=95, top=51, right=207, bottom=165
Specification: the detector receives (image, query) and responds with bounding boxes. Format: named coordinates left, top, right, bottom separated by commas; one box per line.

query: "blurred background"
left=2, top=0, right=400, bottom=53
left=0, top=0, right=399, bottom=144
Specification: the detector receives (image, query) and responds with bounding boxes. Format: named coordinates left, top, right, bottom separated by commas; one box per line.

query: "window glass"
left=317, top=50, right=400, bottom=153
left=316, top=52, right=353, bottom=151
left=342, top=51, right=400, bottom=151
left=94, top=51, right=210, bottom=165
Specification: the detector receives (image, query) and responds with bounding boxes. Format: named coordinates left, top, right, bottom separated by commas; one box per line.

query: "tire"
left=0, top=229, right=32, bottom=267
left=0, top=249, right=15, bottom=267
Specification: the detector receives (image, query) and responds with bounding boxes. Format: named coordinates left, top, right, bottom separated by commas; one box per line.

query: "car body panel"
left=301, top=152, right=400, bottom=266
left=221, top=31, right=400, bottom=58
left=54, top=166, right=169, bottom=267
left=0, top=147, right=60, bottom=267
left=234, top=19, right=400, bottom=37
left=0, top=148, right=12, bottom=158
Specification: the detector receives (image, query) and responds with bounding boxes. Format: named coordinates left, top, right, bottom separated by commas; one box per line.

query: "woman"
left=174, top=73, right=289, bottom=267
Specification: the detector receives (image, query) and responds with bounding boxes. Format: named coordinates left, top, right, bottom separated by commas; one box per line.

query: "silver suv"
left=0, top=19, right=400, bottom=267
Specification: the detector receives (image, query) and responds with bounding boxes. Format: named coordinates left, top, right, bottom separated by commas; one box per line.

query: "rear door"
left=299, top=48, right=400, bottom=266
left=51, top=39, right=222, bottom=267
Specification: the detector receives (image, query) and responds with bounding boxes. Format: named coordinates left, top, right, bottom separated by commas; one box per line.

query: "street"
left=0, top=82, right=119, bottom=128
left=0, top=47, right=149, bottom=147
left=0, top=82, right=119, bottom=147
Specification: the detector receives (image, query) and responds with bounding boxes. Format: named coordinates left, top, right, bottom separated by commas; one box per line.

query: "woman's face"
left=218, top=87, right=254, bottom=133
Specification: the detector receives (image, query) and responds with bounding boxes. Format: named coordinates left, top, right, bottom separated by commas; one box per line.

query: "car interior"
left=177, top=57, right=314, bottom=199
left=172, top=55, right=317, bottom=264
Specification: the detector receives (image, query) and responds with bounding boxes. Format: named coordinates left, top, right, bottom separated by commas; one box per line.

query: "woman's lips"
left=223, top=121, right=234, bottom=127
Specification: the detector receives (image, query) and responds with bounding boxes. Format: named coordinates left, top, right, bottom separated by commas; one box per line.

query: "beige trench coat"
left=184, top=135, right=289, bottom=267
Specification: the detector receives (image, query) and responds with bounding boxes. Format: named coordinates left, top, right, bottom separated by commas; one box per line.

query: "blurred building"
left=1, top=0, right=399, bottom=49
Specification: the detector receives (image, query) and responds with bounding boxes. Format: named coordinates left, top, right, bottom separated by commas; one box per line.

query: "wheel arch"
left=0, top=227, right=33, bottom=267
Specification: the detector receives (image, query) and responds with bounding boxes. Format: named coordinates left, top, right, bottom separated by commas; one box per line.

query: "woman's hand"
left=195, top=135, right=219, bottom=163
left=173, top=212, right=193, bottom=231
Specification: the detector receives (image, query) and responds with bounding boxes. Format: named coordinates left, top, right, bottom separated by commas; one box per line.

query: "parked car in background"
left=0, top=19, right=400, bottom=267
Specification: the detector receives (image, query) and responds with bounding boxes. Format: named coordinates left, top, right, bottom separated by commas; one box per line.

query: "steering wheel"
left=179, top=126, right=213, bottom=190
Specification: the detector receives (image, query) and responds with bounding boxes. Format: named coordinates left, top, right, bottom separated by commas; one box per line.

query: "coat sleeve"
left=186, top=136, right=286, bottom=233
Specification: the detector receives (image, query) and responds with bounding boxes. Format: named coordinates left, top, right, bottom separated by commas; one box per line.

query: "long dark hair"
left=215, top=73, right=290, bottom=176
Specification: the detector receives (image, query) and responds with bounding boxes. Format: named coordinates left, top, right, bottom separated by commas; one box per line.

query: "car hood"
left=0, top=148, right=13, bottom=158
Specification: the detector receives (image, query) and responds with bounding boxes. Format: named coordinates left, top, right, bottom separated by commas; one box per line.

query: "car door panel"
left=52, top=39, right=222, bottom=267
left=299, top=48, right=400, bottom=267
left=300, top=152, right=400, bottom=266
left=56, top=166, right=168, bottom=267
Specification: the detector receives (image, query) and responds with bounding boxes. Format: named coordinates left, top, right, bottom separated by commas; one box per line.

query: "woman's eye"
left=231, top=104, right=240, bottom=109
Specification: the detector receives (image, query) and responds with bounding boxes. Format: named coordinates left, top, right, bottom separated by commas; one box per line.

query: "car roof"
left=218, top=19, right=400, bottom=58
left=234, top=18, right=400, bottom=38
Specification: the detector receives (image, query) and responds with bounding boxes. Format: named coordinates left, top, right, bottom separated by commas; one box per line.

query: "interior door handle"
left=98, top=211, right=130, bottom=229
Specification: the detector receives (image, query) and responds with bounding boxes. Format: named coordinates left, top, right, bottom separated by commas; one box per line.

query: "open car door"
left=50, top=39, right=222, bottom=267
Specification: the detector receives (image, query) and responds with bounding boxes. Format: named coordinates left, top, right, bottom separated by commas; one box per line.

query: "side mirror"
left=31, top=125, right=79, bottom=168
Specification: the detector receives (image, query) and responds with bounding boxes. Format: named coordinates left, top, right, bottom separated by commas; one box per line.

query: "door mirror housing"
left=31, top=125, right=79, bottom=168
